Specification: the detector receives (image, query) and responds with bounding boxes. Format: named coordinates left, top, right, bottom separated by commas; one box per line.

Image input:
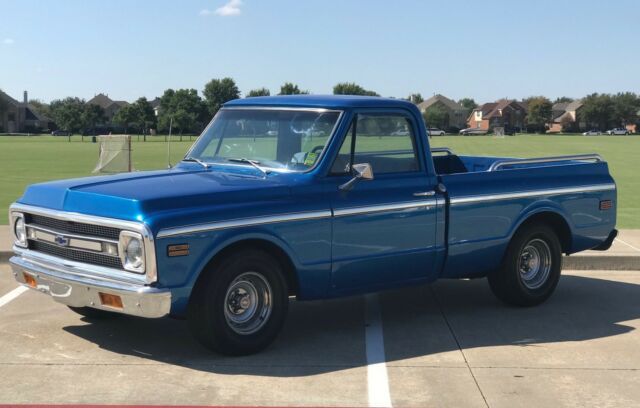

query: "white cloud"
left=199, top=9, right=212, bottom=16
left=215, top=0, right=243, bottom=16
left=2, top=38, right=15, bottom=45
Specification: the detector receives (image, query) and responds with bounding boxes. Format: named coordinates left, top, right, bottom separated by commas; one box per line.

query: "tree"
left=81, top=104, right=106, bottom=132
left=131, top=97, right=156, bottom=134
left=554, top=96, right=574, bottom=104
left=579, top=93, right=615, bottom=130
left=526, top=96, right=553, bottom=132
left=422, top=104, right=449, bottom=129
left=203, top=77, right=240, bottom=115
left=112, top=105, right=138, bottom=134
left=247, top=88, right=271, bottom=97
left=278, top=82, right=309, bottom=95
left=332, top=82, right=378, bottom=96
left=612, top=92, right=640, bottom=126
left=28, top=99, right=51, bottom=119
left=458, top=98, right=477, bottom=111
left=49, top=97, right=85, bottom=132
left=157, top=88, right=206, bottom=134
left=407, top=93, right=423, bottom=104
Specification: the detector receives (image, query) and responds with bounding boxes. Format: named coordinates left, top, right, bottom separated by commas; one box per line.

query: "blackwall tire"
left=188, top=249, right=288, bottom=355
left=488, top=224, right=562, bottom=307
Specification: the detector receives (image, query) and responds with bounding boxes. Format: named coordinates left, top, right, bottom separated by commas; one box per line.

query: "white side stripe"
left=450, top=183, right=616, bottom=205
left=0, top=286, right=28, bottom=308
left=365, top=294, right=392, bottom=408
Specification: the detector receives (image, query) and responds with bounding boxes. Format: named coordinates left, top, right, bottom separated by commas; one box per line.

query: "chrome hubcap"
left=224, top=272, right=272, bottom=335
left=519, top=239, right=552, bottom=290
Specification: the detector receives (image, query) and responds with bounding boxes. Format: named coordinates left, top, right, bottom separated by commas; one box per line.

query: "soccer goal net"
left=93, top=135, right=133, bottom=174
left=493, top=127, right=505, bottom=138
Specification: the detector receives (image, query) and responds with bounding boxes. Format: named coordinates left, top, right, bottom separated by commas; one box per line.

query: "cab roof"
left=224, top=95, right=418, bottom=110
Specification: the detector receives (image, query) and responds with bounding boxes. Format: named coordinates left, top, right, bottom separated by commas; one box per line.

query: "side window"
left=330, top=114, right=420, bottom=175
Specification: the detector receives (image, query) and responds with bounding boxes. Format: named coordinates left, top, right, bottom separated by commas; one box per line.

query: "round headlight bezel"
left=12, top=212, right=28, bottom=248
left=118, top=231, right=145, bottom=273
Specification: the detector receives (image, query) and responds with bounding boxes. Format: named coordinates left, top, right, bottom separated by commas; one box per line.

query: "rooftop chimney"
left=23, top=91, right=28, bottom=104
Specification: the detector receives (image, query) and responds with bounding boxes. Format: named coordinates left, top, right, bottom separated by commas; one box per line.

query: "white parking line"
left=616, top=238, right=640, bottom=253
left=365, top=293, right=392, bottom=408
left=0, top=286, right=28, bottom=308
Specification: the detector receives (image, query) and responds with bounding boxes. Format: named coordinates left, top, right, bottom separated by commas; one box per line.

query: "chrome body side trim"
left=222, top=106, right=343, bottom=113
left=10, top=255, right=171, bottom=318
left=450, top=184, right=616, bottom=205
left=157, top=200, right=443, bottom=238
left=157, top=210, right=333, bottom=238
left=488, top=154, right=603, bottom=172
left=9, top=203, right=157, bottom=284
left=333, top=200, right=437, bottom=217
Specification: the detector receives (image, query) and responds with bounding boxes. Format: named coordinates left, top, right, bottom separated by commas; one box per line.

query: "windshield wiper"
left=182, top=157, right=210, bottom=169
left=227, top=158, right=269, bottom=177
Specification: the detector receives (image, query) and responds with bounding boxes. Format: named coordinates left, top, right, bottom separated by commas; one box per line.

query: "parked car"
left=582, top=129, right=601, bottom=136
left=51, top=130, right=71, bottom=136
left=428, top=127, right=446, bottom=136
left=606, top=128, right=629, bottom=135
left=459, top=127, right=488, bottom=135
left=9, top=96, right=617, bottom=355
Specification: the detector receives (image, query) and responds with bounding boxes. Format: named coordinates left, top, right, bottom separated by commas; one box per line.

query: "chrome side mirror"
left=339, top=163, right=374, bottom=191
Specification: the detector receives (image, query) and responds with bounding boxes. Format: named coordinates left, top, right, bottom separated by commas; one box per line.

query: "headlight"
left=118, top=231, right=145, bottom=273
left=12, top=212, right=27, bottom=248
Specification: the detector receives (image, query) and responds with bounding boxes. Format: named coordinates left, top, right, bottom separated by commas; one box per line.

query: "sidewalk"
left=1, top=225, right=638, bottom=269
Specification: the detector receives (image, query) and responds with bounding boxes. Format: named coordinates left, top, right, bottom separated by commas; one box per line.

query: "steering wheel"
left=311, top=145, right=324, bottom=154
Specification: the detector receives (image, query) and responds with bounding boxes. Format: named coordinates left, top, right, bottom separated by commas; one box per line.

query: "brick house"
left=0, top=90, right=52, bottom=133
left=547, top=101, right=584, bottom=133
left=417, top=94, right=469, bottom=129
left=467, top=99, right=527, bottom=130
left=87, top=93, right=129, bottom=123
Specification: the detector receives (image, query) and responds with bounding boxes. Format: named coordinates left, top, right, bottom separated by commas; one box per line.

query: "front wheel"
left=488, top=225, right=562, bottom=306
left=188, top=249, right=289, bottom=355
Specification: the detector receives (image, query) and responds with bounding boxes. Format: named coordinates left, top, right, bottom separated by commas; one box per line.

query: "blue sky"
left=1, top=0, right=638, bottom=103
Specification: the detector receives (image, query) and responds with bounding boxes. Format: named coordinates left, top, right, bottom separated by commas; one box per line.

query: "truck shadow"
left=63, top=274, right=640, bottom=376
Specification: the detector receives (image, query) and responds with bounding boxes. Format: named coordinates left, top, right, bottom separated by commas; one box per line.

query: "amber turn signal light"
left=599, top=200, right=613, bottom=210
left=23, top=273, right=37, bottom=288
left=99, top=292, right=123, bottom=309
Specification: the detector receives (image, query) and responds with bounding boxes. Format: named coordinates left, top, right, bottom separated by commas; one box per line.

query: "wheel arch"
left=190, top=237, right=300, bottom=303
left=511, top=208, right=573, bottom=254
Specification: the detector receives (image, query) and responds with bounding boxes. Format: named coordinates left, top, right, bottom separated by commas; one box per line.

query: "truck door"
left=327, top=111, right=439, bottom=293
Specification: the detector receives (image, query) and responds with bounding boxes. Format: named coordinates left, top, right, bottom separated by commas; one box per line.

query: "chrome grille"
left=26, top=213, right=121, bottom=240
left=29, top=240, right=123, bottom=269
left=22, top=212, right=123, bottom=270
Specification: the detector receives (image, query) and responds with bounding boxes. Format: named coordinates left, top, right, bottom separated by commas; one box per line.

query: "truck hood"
left=17, top=166, right=291, bottom=225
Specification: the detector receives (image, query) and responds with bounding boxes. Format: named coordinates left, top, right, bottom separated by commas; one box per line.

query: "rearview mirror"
left=339, top=163, right=374, bottom=191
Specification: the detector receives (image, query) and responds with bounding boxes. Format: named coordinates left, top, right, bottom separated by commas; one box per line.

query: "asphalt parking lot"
left=1, top=264, right=639, bottom=407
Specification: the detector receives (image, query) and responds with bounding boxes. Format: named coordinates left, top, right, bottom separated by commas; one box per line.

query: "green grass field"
left=0, top=135, right=638, bottom=228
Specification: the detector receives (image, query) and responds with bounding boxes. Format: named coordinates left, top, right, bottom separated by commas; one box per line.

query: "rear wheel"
left=488, top=224, right=562, bottom=306
left=188, top=249, right=289, bottom=355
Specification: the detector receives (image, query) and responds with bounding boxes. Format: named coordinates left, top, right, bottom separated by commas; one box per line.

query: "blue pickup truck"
left=9, top=96, right=617, bottom=355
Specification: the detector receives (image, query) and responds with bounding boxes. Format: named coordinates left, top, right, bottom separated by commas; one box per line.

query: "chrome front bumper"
left=9, top=253, right=171, bottom=318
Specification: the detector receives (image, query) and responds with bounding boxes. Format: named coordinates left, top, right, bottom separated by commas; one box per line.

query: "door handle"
left=413, top=191, right=436, bottom=197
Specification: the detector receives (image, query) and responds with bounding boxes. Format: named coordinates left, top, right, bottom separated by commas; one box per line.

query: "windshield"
left=186, top=108, right=341, bottom=172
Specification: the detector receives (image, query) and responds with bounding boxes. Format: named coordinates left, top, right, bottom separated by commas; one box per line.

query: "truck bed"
left=432, top=148, right=617, bottom=279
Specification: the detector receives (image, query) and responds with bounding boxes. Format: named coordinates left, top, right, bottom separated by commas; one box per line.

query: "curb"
left=562, top=255, right=639, bottom=271
left=1, top=250, right=638, bottom=271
